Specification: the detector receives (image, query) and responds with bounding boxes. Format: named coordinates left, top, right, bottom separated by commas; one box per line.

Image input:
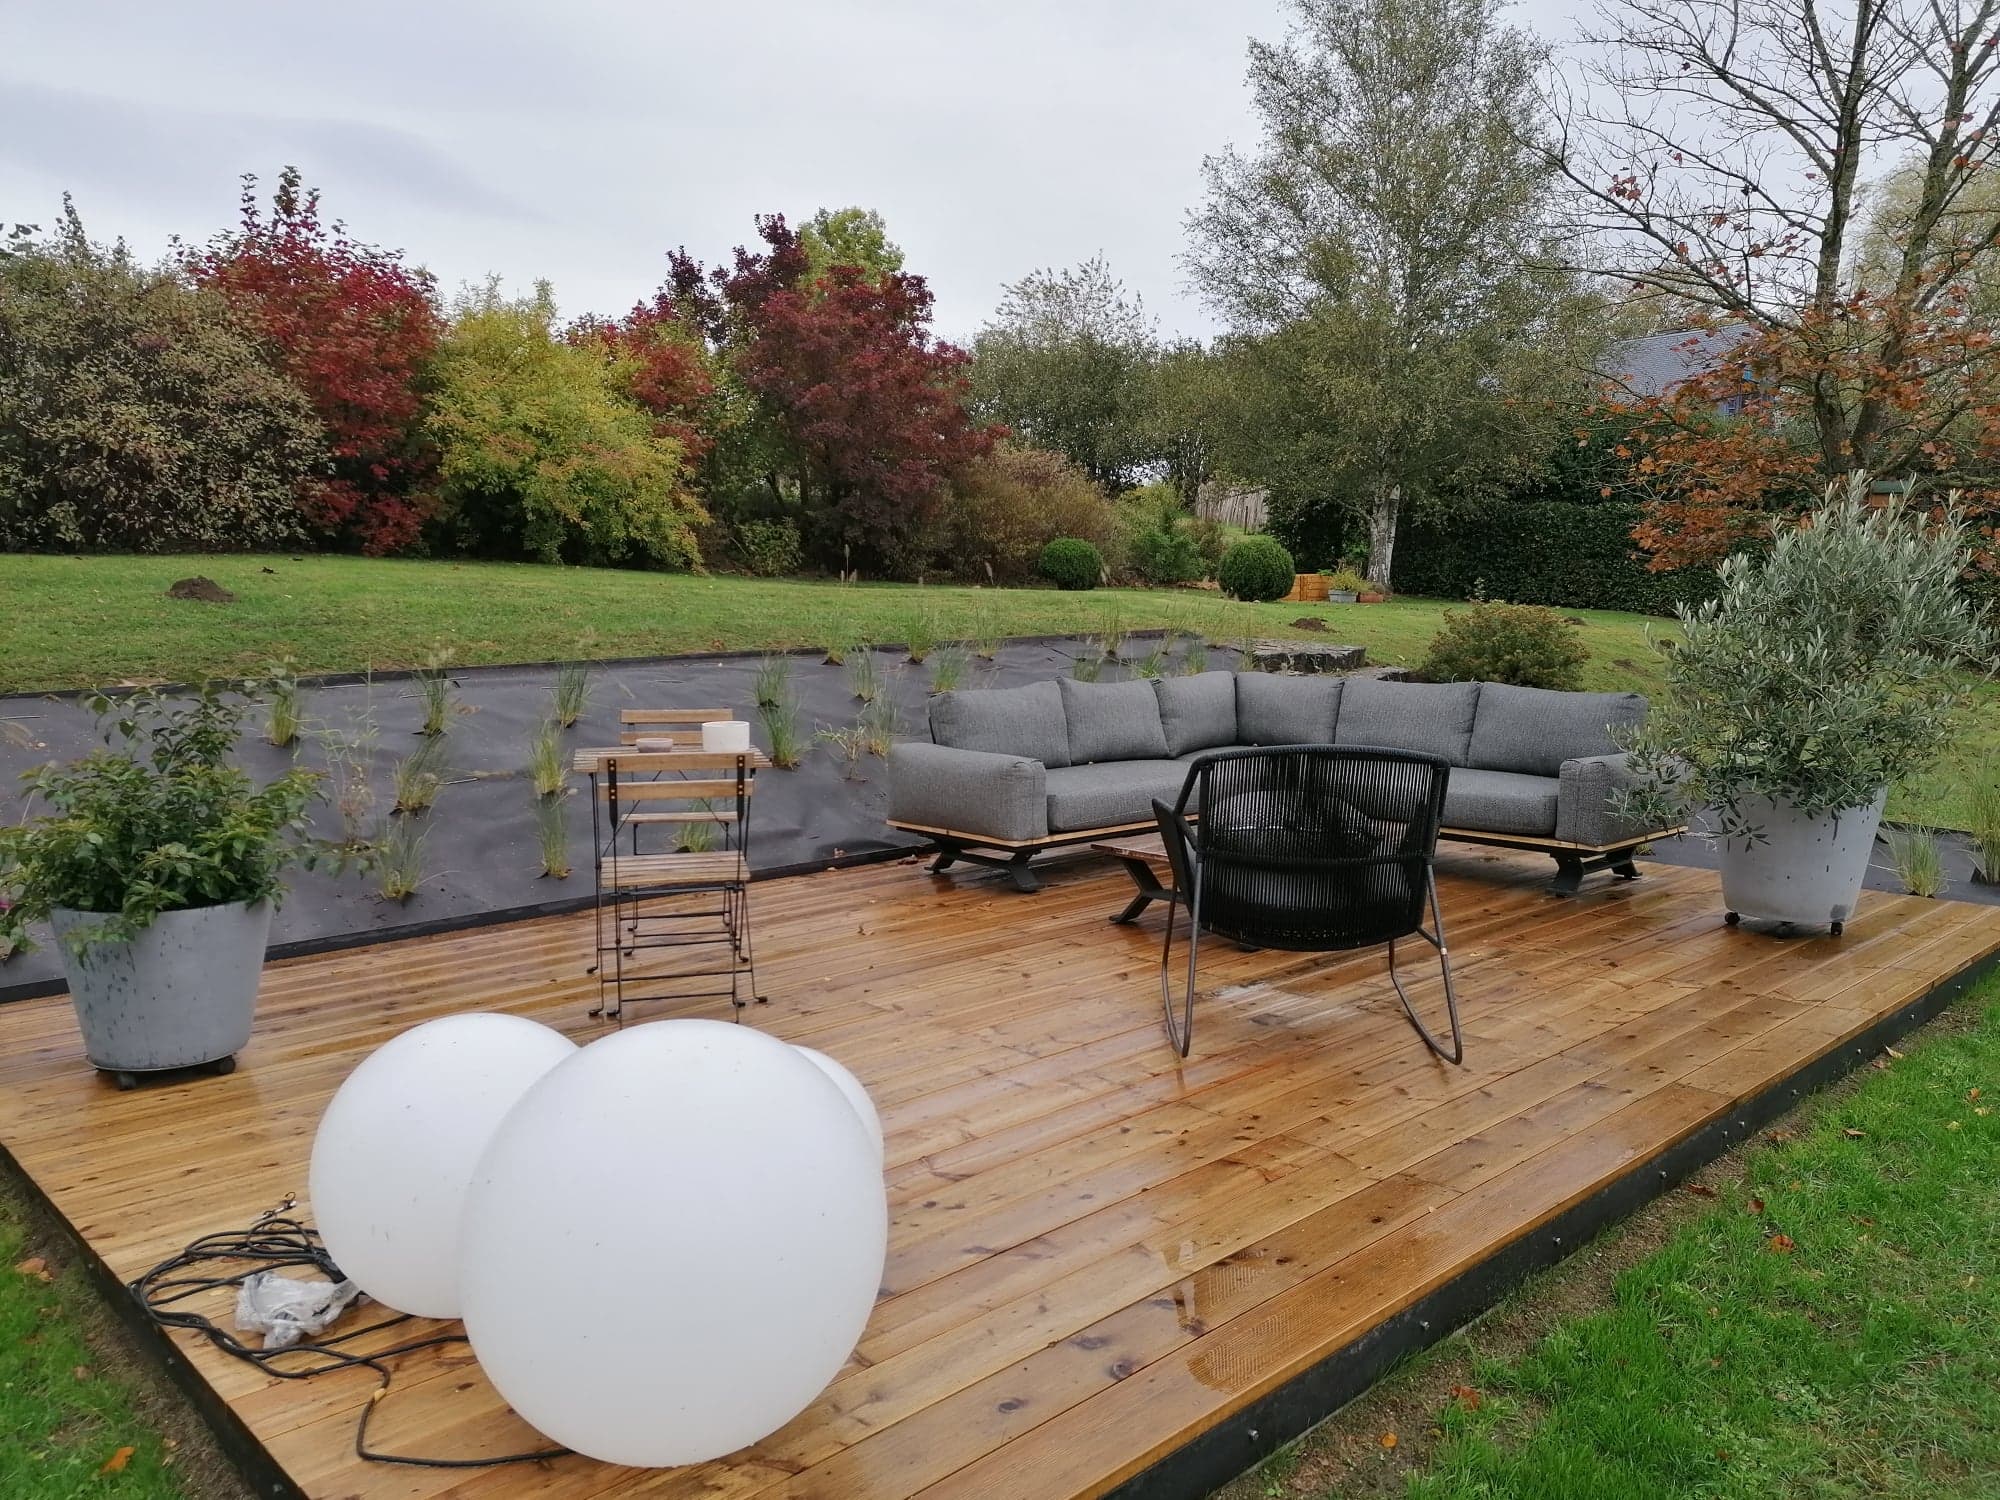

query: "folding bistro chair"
left=612, top=708, right=734, bottom=853
left=1151, top=745, right=1463, bottom=1063
left=581, top=742, right=763, bottom=1022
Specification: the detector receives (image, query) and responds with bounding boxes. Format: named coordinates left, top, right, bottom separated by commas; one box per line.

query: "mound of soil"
left=166, top=576, right=235, bottom=604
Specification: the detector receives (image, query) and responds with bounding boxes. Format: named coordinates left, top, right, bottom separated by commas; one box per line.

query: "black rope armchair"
left=1152, top=745, right=1463, bottom=1063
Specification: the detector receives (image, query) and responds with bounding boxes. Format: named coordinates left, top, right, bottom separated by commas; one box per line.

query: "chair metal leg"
left=1388, top=870, right=1465, bottom=1065
left=1158, top=885, right=1199, bottom=1058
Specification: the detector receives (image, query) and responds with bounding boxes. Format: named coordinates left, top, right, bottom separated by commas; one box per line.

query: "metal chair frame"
left=584, top=749, right=764, bottom=1022
left=1151, top=744, right=1464, bottom=1065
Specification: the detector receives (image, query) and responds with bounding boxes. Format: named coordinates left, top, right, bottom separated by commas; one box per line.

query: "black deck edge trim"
left=0, top=1141, right=308, bottom=1500
left=0, top=843, right=926, bottom=1005
left=1105, top=942, right=2000, bottom=1500
left=7, top=631, right=1187, bottom=701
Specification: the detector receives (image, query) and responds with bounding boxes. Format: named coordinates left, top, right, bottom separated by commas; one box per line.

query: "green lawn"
left=1232, top=975, right=2000, bottom=1500
left=0, top=553, right=1990, bottom=827
left=0, top=1183, right=211, bottom=1499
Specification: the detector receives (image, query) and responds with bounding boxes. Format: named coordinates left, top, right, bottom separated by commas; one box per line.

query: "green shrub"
left=1130, top=525, right=1205, bottom=586
left=1421, top=601, right=1589, bottom=689
left=734, top=518, right=803, bottom=577
left=1326, top=567, right=1368, bottom=594
left=1393, top=500, right=1715, bottom=616
left=1217, top=536, right=1295, bottom=602
left=0, top=209, right=324, bottom=552
left=943, top=444, right=1125, bottom=583
left=1039, top=538, right=1103, bottom=591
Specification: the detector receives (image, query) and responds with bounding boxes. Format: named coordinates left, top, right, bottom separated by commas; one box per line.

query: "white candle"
left=702, top=720, right=752, bottom=754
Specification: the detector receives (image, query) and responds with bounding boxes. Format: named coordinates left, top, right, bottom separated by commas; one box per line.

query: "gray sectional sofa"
left=886, top=672, right=1675, bottom=893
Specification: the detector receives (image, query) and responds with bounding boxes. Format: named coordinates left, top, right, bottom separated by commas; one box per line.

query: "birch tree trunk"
left=1366, top=483, right=1401, bottom=588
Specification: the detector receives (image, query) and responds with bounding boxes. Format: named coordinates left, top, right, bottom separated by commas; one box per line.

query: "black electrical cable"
left=127, top=1203, right=568, bottom=1469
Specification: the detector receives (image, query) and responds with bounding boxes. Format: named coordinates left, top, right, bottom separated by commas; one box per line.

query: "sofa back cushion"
left=930, top=681, right=1071, bottom=767
left=1335, top=678, right=1481, bottom=765
left=1059, top=677, right=1171, bottom=763
left=1154, top=671, right=1239, bottom=756
left=1233, top=673, right=1343, bottom=746
left=1468, top=683, right=1646, bottom=776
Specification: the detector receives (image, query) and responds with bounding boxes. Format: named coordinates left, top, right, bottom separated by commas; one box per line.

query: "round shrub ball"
left=308, top=1013, right=576, bottom=1318
left=794, top=1044, right=883, bottom=1162
left=458, top=1020, right=888, bottom=1467
left=1217, top=536, right=1297, bottom=602
left=1038, top=537, right=1103, bottom=591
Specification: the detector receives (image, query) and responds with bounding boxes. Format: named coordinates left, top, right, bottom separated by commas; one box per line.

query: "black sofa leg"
left=1006, top=852, right=1042, bottom=893
left=927, top=845, right=959, bottom=876
left=1610, top=852, right=1641, bottom=880
left=1548, top=853, right=1585, bottom=896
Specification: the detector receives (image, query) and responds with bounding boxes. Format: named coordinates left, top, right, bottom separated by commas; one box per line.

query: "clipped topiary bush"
left=1038, top=537, right=1103, bottom=591
left=1420, top=600, right=1589, bottom=690
left=1217, top=536, right=1296, bottom=602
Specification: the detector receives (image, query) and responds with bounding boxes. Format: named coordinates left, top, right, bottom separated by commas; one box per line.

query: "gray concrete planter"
left=1716, top=790, right=1887, bottom=935
left=48, top=900, right=271, bottom=1086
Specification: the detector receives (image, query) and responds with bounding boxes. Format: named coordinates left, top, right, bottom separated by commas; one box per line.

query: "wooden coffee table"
left=1090, top=833, right=1177, bottom=925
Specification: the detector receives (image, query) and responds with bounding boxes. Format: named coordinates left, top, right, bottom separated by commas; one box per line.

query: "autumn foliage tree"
left=1551, top=0, right=2000, bottom=573
left=671, top=214, right=1002, bottom=577
left=191, top=167, right=443, bottom=554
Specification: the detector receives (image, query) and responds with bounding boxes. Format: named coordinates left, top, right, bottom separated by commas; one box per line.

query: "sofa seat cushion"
left=931, top=680, right=1070, bottom=768
left=1045, top=760, right=1193, bottom=833
left=1468, top=683, right=1647, bottom=777
left=1336, top=678, right=1481, bottom=765
left=1441, top=768, right=1559, bottom=838
left=1154, top=671, right=1238, bottom=756
left=1060, top=677, right=1171, bottom=763
left=1234, top=672, right=1342, bottom=746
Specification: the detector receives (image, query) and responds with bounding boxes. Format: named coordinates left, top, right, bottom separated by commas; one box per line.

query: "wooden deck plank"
left=0, top=850, right=1992, bottom=1500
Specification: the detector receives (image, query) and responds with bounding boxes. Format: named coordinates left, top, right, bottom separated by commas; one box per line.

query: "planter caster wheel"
left=209, top=1055, right=237, bottom=1077
left=1724, top=910, right=1741, bottom=927
left=1830, top=920, right=1844, bottom=937
left=106, top=1070, right=139, bottom=1092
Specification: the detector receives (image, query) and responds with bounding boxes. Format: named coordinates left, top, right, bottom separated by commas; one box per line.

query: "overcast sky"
left=1, top=0, right=1587, bottom=343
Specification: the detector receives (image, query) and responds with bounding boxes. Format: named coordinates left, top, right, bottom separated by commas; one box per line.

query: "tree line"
left=4, top=0, right=1997, bottom=594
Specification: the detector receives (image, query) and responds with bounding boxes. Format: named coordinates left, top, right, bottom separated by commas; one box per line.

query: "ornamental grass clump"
left=1621, top=476, right=1997, bottom=841
left=1882, top=824, right=1947, bottom=898
left=551, top=660, right=593, bottom=729
left=1968, top=764, right=2000, bottom=884
left=0, top=683, right=320, bottom=955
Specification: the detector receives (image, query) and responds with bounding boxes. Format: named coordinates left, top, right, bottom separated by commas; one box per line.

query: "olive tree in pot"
left=0, top=683, right=319, bottom=1087
left=1621, top=477, right=1995, bottom=935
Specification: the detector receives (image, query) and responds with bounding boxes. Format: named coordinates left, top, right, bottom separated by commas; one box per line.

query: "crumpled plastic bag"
left=234, top=1269, right=362, bottom=1350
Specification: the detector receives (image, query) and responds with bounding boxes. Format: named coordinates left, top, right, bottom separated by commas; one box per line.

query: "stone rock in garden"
left=166, top=576, right=235, bottom=604
left=1341, top=663, right=1417, bottom=683
left=1248, top=640, right=1366, bottom=674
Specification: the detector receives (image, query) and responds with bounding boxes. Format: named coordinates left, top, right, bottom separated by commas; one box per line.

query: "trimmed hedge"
left=1392, top=500, right=1716, bottom=617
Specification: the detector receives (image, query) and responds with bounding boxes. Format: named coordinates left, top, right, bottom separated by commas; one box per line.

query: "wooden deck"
left=2, top=849, right=1997, bottom=1500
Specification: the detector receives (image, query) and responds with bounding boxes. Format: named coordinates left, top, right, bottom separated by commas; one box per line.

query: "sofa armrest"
left=1555, top=752, right=1663, bottom=847
left=888, top=743, right=1049, bottom=843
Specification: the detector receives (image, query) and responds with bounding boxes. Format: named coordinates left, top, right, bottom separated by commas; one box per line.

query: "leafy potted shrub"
left=1218, top=536, right=1296, bottom=602
left=0, top=683, right=320, bottom=1086
left=1325, top=568, right=1368, bottom=604
left=1038, top=537, right=1103, bottom=591
left=1622, top=479, right=1995, bottom=934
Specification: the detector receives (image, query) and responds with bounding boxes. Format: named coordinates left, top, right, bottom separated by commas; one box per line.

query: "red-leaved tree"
left=191, top=168, right=443, bottom=554
left=567, top=295, right=719, bottom=464
left=672, top=215, right=1000, bottom=576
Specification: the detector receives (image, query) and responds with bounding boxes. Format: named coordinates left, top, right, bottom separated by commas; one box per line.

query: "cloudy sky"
left=1, top=0, right=1586, bottom=342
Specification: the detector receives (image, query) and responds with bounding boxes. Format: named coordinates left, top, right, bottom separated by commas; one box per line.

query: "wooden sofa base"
left=890, top=819, right=1687, bottom=897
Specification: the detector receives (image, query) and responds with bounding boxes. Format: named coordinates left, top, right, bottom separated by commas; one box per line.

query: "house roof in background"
left=1600, top=324, right=1756, bottom=398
